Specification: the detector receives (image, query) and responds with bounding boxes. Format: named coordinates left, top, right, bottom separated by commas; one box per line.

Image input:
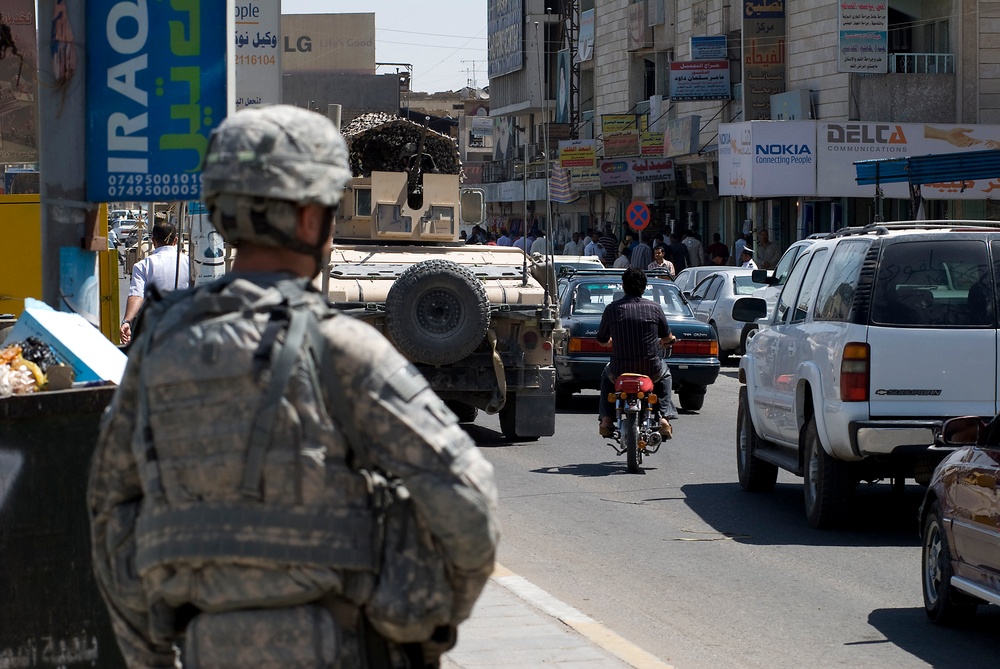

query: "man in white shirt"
left=529, top=230, right=551, bottom=255
left=740, top=245, right=758, bottom=269
left=563, top=231, right=582, bottom=255
left=120, top=221, right=191, bottom=344
left=682, top=229, right=705, bottom=267
left=497, top=228, right=512, bottom=246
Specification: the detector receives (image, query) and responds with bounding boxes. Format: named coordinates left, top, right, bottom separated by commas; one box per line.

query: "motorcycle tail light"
left=649, top=394, right=658, bottom=404
left=637, top=392, right=645, bottom=399
left=607, top=393, right=617, bottom=403
left=840, top=342, right=869, bottom=402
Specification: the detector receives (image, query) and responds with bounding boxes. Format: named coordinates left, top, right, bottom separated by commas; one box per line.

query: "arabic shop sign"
left=838, top=2, right=888, bottom=74
left=235, top=1, right=281, bottom=109
left=664, top=116, right=701, bottom=158
left=86, top=0, right=231, bottom=202
left=691, top=35, right=727, bottom=61
left=669, top=61, right=730, bottom=101
left=558, top=139, right=597, bottom=168
left=599, top=157, right=675, bottom=186
left=488, top=0, right=523, bottom=78
left=742, top=1, right=786, bottom=120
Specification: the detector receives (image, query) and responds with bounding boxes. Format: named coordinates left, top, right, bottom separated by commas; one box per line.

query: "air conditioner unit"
left=770, top=90, right=813, bottom=120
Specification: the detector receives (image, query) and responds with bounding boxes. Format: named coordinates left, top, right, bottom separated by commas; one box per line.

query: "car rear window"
left=870, top=239, right=992, bottom=327
left=573, top=282, right=692, bottom=317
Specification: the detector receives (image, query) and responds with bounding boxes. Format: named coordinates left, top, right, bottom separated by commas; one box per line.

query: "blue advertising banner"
left=86, top=0, right=231, bottom=202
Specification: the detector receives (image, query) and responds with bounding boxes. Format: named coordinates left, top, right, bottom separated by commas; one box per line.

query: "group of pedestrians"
left=557, top=225, right=782, bottom=275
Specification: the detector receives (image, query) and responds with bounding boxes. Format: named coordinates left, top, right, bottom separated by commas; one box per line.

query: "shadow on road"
left=681, top=480, right=926, bottom=547
left=530, top=461, right=644, bottom=477
left=866, top=606, right=1000, bottom=666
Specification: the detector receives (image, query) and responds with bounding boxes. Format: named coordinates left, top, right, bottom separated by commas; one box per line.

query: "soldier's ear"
left=296, top=204, right=328, bottom=245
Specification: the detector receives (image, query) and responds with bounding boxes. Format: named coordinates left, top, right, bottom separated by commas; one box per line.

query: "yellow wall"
left=0, top=195, right=43, bottom=316
left=0, top=197, right=119, bottom=343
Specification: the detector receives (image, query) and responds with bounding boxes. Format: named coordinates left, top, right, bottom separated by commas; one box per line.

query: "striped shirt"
left=596, top=295, right=670, bottom=380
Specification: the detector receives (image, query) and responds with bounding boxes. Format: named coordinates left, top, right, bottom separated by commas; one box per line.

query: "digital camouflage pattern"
left=88, top=275, right=499, bottom=668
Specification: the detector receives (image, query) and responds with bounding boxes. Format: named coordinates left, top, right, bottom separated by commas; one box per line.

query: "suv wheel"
left=802, top=418, right=855, bottom=529
left=737, top=387, right=778, bottom=492
left=446, top=401, right=479, bottom=424
left=922, top=502, right=979, bottom=625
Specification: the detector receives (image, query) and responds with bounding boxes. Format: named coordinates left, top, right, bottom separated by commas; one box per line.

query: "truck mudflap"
left=503, top=375, right=556, bottom=438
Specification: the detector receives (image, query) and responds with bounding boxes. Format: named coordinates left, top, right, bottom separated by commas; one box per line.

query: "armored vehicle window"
left=870, top=240, right=991, bottom=327
left=355, top=188, right=372, bottom=217
left=814, top=240, right=869, bottom=322
left=377, top=204, right=412, bottom=233
left=429, top=206, right=455, bottom=235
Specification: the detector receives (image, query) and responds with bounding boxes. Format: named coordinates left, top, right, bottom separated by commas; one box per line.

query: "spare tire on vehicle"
left=386, top=259, right=491, bottom=366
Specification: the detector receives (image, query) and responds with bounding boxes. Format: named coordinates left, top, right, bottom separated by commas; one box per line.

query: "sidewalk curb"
left=489, top=563, right=674, bottom=669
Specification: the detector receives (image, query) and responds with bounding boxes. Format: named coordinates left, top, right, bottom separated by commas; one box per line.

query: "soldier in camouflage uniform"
left=88, top=105, right=499, bottom=669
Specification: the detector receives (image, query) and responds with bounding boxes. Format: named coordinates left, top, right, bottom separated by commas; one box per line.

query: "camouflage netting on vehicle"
left=341, top=113, right=461, bottom=177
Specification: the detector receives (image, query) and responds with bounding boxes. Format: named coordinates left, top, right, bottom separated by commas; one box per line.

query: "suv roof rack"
left=829, top=220, right=1000, bottom=238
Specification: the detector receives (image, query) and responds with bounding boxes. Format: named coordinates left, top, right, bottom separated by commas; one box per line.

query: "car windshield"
left=573, top=281, right=692, bottom=317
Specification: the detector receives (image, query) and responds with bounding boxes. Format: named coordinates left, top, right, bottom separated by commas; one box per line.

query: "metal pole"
left=38, top=0, right=89, bottom=308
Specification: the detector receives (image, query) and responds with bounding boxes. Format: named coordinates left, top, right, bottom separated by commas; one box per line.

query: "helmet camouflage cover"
left=201, top=105, right=351, bottom=248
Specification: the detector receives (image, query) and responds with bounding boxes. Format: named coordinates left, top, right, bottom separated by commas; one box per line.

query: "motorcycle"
left=605, top=372, right=664, bottom=473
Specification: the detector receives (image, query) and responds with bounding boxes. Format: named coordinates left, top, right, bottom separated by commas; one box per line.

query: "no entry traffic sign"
left=626, top=201, right=650, bottom=231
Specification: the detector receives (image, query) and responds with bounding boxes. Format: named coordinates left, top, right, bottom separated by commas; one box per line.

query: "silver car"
left=684, top=268, right=763, bottom=362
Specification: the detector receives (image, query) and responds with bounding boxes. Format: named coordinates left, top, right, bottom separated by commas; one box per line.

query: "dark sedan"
left=920, top=415, right=1000, bottom=625
left=554, top=269, right=720, bottom=411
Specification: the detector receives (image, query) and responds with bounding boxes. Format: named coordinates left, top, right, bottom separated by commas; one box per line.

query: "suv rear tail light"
left=672, top=339, right=719, bottom=357
left=840, top=342, right=870, bottom=402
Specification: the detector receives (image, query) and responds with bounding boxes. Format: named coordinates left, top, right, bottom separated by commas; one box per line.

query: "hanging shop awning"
left=855, top=149, right=1000, bottom=186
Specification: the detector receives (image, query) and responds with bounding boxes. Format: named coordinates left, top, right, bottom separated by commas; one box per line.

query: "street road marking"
left=492, top=563, right=675, bottom=669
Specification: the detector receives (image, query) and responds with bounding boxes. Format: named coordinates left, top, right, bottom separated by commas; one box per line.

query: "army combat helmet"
left=201, top=105, right=351, bottom=269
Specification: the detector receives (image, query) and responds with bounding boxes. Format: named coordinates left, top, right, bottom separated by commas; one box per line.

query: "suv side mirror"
left=751, top=269, right=776, bottom=285
left=732, top=297, right=767, bottom=323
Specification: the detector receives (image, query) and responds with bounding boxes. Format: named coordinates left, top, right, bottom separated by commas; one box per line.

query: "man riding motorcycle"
left=596, top=267, right=677, bottom=438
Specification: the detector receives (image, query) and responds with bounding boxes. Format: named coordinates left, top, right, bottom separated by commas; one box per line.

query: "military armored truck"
left=324, top=113, right=558, bottom=440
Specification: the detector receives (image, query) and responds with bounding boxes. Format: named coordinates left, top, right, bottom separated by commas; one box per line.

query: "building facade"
left=484, top=0, right=1000, bottom=259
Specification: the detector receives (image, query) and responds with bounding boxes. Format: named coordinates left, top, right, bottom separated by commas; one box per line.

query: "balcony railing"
left=888, top=52, right=954, bottom=74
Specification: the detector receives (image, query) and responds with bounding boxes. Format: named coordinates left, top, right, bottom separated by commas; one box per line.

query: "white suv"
left=737, top=222, right=999, bottom=528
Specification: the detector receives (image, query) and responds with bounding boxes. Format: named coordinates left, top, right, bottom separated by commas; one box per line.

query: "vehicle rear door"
left=867, top=238, right=996, bottom=420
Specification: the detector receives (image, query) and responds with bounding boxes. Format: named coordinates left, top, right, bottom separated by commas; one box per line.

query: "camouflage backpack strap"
left=239, top=278, right=318, bottom=499
left=134, top=279, right=248, bottom=501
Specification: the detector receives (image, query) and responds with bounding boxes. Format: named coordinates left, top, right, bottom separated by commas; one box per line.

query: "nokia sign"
left=755, top=143, right=812, bottom=165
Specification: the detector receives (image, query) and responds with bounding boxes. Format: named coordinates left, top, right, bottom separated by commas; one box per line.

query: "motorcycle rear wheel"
left=625, top=413, right=640, bottom=474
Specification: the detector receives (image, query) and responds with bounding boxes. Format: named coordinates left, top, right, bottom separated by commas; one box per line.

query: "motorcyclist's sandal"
left=659, top=419, right=673, bottom=439
left=599, top=421, right=614, bottom=437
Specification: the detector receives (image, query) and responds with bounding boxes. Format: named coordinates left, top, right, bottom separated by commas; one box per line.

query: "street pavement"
left=442, top=564, right=673, bottom=669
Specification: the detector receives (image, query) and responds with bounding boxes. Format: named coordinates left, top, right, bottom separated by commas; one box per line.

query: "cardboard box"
left=7, top=299, right=126, bottom=384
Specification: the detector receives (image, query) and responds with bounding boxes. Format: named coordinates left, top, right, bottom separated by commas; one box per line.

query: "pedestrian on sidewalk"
left=119, top=221, right=190, bottom=344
